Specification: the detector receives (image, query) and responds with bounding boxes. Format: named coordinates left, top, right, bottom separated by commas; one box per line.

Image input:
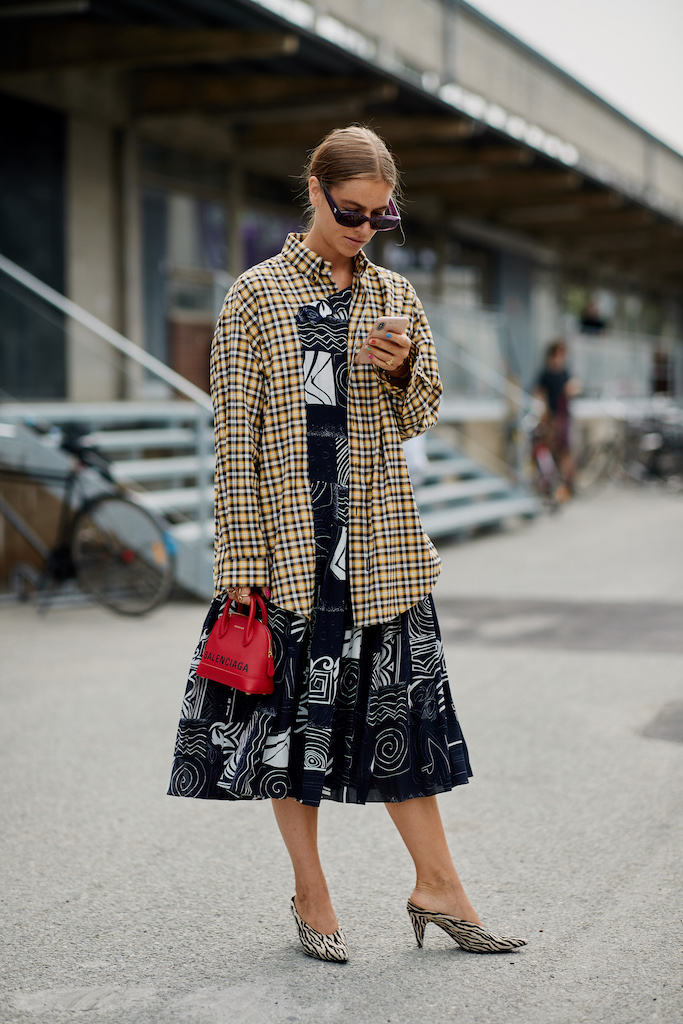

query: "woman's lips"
left=345, top=236, right=364, bottom=246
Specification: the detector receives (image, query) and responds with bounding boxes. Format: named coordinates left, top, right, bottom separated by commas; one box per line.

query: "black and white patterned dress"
left=168, top=288, right=472, bottom=806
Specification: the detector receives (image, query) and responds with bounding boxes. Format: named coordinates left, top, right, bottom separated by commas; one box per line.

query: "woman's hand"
left=367, top=329, right=412, bottom=379
left=226, top=585, right=270, bottom=606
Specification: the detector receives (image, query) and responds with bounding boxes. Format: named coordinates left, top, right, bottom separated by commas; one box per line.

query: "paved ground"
left=1, top=486, right=682, bottom=1024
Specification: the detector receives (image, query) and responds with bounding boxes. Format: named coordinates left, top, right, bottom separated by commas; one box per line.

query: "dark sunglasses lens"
left=370, top=215, right=401, bottom=231
left=336, top=211, right=367, bottom=227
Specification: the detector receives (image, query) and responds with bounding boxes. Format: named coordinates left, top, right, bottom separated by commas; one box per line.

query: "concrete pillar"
left=530, top=266, right=563, bottom=372
left=433, top=225, right=448, bottom=300
left=120, top=129, right=146, bottom=399
left=493, top=250, right=533, bottom=388
left=66, top=115, right=122, bottom=401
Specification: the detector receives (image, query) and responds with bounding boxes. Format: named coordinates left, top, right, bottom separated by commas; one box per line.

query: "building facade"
left=1, top=0, right=682, bottom=406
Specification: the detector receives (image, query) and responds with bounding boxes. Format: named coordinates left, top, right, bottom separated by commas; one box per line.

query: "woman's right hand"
left=227, top=585, right=271, bottom=606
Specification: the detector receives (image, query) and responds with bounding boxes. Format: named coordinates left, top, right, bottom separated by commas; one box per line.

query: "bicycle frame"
left=0, top=465, right=83, bottom=573
left=1, top=449, right=176, bottom=614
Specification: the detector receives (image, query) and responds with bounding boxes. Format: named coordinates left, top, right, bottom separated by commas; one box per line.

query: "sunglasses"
left=320, top=181, right=401, bottom=232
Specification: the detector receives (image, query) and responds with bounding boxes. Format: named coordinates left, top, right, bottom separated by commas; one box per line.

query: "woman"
left=535, top=339, right=581, bottom=497
left=169, top=126, right=526, bottom=962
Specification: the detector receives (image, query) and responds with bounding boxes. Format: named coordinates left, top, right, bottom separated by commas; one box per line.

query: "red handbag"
left=197, top=592, right=275, bottom=695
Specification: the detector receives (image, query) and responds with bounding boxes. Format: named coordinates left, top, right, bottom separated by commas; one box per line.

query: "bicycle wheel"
left=576, top=441, right=612, bottom=492
left=71, top=495, right=175, bottom=615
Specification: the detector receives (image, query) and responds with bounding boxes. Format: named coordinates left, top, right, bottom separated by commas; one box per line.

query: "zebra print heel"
left=290, top=897, right=349, bottom=962
left=407, top=900, right=527, bottom=954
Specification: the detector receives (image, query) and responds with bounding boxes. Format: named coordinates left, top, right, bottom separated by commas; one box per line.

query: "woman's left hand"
left=367, top=329, right=412, bottom=378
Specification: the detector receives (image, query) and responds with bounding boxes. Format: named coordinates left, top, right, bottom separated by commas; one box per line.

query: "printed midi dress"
left=168, top=287, right=472, bottom=806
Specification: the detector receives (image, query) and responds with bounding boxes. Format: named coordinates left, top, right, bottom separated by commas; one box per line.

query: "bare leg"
left=272, top=797, right=339, bottom=934
left=385, top=796, right=482, bottom=925
left=560, top=451, right=575, bottom=492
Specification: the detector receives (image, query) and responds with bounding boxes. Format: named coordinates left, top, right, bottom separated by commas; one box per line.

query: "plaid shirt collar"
left=281, top=232, right=370, bottom=285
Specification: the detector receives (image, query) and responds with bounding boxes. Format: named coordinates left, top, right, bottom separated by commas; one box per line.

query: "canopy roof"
left=1, top=0, right=681, bottom=293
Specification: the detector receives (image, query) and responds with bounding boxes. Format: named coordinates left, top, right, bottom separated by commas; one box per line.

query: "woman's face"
left=550, top=348, right=567, bottom=370
left=308, top=176, right=394, bottom=260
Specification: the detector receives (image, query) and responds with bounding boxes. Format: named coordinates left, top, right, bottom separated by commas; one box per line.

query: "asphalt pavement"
left=1, top=485, right=682, bottom=1024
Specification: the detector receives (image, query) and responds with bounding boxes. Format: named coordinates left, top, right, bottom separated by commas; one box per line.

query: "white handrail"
left=435, top=338, right=536, bottom=411
left=0, top=252, right=213, bottom=412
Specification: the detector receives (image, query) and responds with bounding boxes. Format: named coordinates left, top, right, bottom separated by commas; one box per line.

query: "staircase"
left=416, top=433, right=538, bottom=539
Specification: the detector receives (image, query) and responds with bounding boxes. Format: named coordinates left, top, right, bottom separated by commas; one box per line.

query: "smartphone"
left=355, top=316, right=410, bottom=364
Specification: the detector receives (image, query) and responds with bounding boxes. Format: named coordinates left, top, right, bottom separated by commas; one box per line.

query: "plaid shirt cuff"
left=215, top=557, right=270, bottom=591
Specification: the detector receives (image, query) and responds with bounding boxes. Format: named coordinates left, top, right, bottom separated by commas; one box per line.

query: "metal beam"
left=496, top=194, right=625, bottom=224
left=404, top=166, right=494, bottom=186
left=617, top=254, right=683, bottom=272
left=134, top=72, right=395, bottom=115
left=0, top=26, right=300, bottom=72
left=0, top=1, right=89, bottom=15
left=225, top=86, right=398, bottom=127
left=420, top=170, right=583, bottom=201
left=558, top=227, right=683, bottom=254
left=516, top=209, right=657, bottom=234
left=239, top=116, right=474, bottom=149
left=394, top=145, right=533, bottom=169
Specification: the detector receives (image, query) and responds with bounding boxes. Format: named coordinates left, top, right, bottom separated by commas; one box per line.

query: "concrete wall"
left=318, top=0, right=683, bottom=217
left=454, top=10, right=683, bottom=213
left=324, top=0, right=444, bottom=71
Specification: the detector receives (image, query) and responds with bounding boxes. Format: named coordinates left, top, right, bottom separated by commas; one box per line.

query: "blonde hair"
left=301, top=125, right=401, bottom=227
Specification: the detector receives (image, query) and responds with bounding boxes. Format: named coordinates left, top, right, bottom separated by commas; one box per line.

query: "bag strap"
left=244, top=591, right=268, bottom=645
left=217, top=590, right=269, bottom=640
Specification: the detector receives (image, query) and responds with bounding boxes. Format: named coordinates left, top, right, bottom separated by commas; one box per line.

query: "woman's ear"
left=308, top=175, right=321, bottom=209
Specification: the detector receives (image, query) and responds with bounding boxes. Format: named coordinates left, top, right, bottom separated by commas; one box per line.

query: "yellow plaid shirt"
left=211, top=232, right=442, bottom=627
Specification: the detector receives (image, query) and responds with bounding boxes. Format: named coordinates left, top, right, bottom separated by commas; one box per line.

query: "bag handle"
left=243, top=592, right=268, bottom=645
left=217, top=590, right=268, bottom=641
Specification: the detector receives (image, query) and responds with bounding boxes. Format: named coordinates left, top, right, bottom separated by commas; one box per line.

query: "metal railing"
left=568, top=330, right=683, bottom=399
left=0, top=253, right=214, bottom=409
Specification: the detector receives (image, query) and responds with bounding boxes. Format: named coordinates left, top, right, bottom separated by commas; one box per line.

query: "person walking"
left=534, top=339, right=581, bottom=497
left=168, top=126, right=526, bottom=962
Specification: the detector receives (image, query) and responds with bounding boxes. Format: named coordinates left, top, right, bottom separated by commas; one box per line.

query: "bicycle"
left=623, top=413, right=683, bottom=489
left=576, top=406, right=683, bottom=493
left=575, top=428, right=626, bottom=492
left=0, top=427, right=175, bottom=614
left=513, top=409, right=569, bottom=511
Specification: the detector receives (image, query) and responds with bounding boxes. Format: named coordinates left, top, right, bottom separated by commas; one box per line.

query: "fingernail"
left=369, top=353, right=374, bottom=360
left=386, top=332, right=392, bottom=339
left=263, top=588, right=271, bottom=597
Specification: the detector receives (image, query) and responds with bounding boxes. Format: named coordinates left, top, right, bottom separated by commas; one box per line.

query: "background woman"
left=169, top=125, right=526, bottom=962
left=535, top=339, right=581, bottom=496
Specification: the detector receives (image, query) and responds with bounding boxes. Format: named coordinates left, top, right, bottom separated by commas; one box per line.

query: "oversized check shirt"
left=210, top=232, right=443, bottom=627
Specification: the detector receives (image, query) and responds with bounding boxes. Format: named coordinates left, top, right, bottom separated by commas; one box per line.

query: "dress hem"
left=167, top=774, right=471, bottom=808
